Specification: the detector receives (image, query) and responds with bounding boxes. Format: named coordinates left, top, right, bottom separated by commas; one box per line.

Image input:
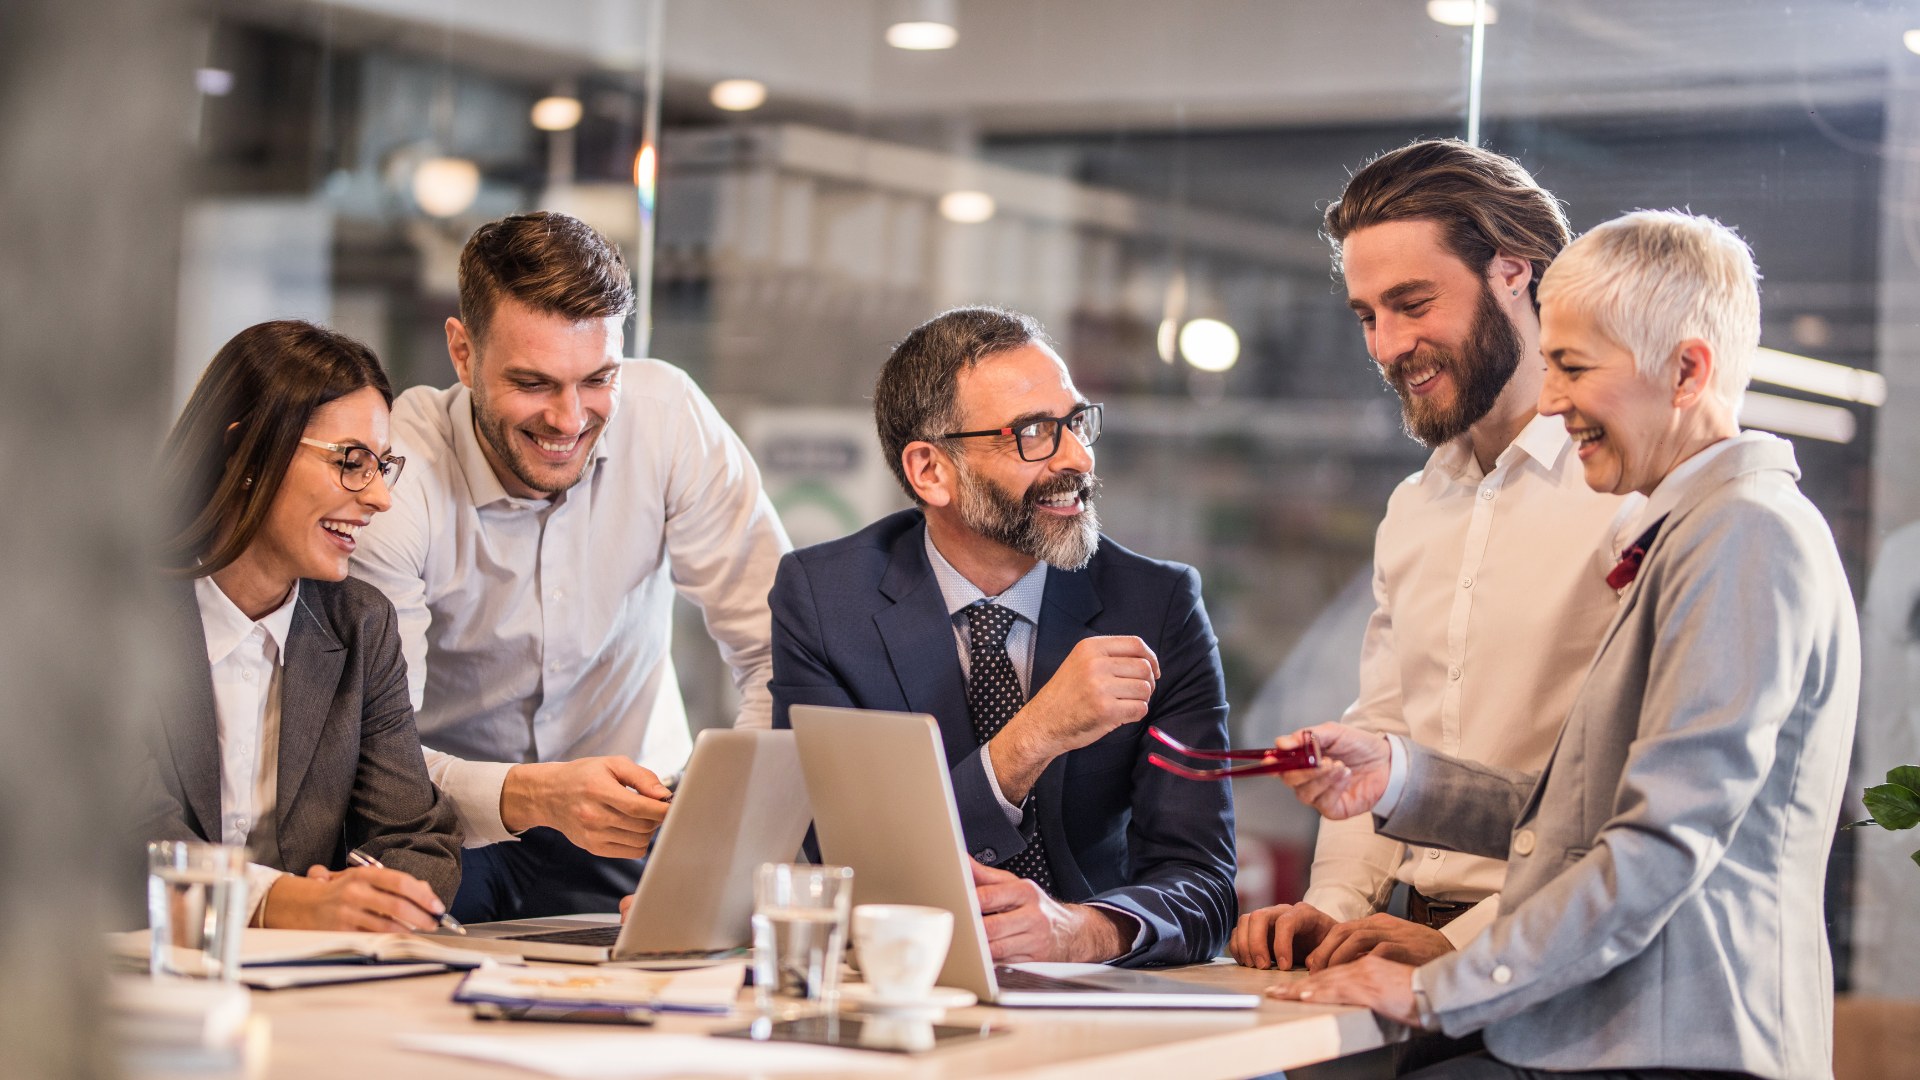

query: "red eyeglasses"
left=1146, top=726, right=1320, bottom=781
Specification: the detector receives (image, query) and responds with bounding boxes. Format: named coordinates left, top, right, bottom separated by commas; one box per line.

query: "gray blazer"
left=1380, top=435, right=1857, bottom=1079
left=132, top=576, right=463, bottom=902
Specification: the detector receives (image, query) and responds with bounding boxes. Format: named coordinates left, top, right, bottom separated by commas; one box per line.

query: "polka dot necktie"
left=965, top=602, right=1055, bottom=895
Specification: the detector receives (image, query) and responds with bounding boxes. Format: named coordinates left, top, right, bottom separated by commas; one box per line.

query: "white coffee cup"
left=851, top=904, right=954, bottom=1003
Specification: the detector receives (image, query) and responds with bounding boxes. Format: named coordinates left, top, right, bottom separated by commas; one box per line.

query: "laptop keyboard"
left=993, top=966, right=1099, bottom=992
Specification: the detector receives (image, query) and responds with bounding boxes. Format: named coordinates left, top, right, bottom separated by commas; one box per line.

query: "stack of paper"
left=109, top=976, right=253, bottom=1074
left=108, top=927, right=514, bottom=969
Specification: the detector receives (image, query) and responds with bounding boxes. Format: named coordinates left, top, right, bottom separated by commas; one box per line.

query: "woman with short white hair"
left=1266, top=210, right=1859, bottom=1080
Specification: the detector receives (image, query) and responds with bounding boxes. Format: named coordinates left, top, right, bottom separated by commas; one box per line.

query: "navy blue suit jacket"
left=770, top=509, right=1236, bottom=966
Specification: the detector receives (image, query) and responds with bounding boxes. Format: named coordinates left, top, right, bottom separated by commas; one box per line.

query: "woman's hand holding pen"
left=260, top=864, right=448, bottom=932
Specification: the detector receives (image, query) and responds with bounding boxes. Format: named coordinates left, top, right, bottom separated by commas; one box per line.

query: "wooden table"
left=249, top=960, right=1389, bottom=1079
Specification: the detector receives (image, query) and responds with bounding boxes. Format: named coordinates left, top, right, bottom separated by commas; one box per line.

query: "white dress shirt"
left=1302, top=412, right=1641, bottom=947
left=349, top=361, right=791, bottom=846
left=194, top=574, right=298, bottom=921
left=922, top=532, right=1146, bottom=952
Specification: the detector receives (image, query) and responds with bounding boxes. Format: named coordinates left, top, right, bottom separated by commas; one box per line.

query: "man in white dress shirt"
left=351, top=212, right=790, bottom=921
left=1229, top=141, right=1637, bottom=1072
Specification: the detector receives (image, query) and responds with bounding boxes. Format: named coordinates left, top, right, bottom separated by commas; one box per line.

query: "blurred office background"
left=9, top=0, right=1920, bottom=1072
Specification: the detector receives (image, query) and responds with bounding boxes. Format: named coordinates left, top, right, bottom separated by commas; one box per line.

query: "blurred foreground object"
left=0, top=0, right=192, bottom=1074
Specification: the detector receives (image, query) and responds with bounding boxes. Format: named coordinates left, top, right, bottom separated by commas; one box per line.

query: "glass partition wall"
left=186, top=0, right=1919, bottom=995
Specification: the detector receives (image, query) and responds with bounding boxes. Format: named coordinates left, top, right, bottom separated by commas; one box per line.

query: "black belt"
left=1408, top=888, right=1473, bottom=931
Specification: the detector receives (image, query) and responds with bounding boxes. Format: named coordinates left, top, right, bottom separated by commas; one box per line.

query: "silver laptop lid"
left=613, top=728, right=812, bottom=958
left=789, top=705, right=998, bottom=1002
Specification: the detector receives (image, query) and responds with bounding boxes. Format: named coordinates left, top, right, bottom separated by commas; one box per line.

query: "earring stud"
left=1512, top=289, right=1520, bottom=296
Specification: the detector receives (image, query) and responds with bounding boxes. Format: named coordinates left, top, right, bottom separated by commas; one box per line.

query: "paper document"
left=454, top=962, right=746, bottom=1014
left=108, top=928, right=513, bottom=968
left=242, top=963, right=449, bottom=990
left=396, top=1033, right=906, bottom=1078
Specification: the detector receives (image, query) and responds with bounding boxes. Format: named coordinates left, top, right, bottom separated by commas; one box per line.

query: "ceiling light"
left=1179, top=319, right=1241, bottom=373
left=939, top=190, right=995, bottom=224
left=1738, top=391, right=1855, bottom=444
left=195, top=68, right=233, bottom=96
left=887, top=22, right=958, bottom=49
left=1750, top=347, right=1885, bottom=406
left=710, top=79, right=768, bottom=111
left=1906, top=29, right=1920, bottom=54
left=413, top=157, right=481, bottom=218
left=1427, top=0, right=1496, bottom=26
left=530, top=96, right=583, bottom=132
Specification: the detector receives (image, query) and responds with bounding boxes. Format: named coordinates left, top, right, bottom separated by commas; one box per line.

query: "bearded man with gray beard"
left=769, top=306, right=1237, bottom=967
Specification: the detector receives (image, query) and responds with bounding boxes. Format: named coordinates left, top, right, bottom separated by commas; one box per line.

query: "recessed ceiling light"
left=938, top=190, right=995, bottom=224
left=1427, top=0, right=1496, bottom=27
left=530, top=96, right=583, bottom=132
left=710, top=79, right=768, bottom=111
left=887, top=21, right=959, bottom=50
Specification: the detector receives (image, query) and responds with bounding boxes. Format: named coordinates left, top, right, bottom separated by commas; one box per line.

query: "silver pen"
left=345, top=847, right=466, bottom=935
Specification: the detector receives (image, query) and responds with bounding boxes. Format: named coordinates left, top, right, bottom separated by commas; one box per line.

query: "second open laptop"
left=424, top=728, right=812, bottom=965
left=789, top=704, right=1259, bottom=1008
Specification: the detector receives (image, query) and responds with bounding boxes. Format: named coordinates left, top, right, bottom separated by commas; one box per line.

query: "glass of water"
left=752, top=863, right=854, bottom=1016
left=147, top=841, right=249, bottom=981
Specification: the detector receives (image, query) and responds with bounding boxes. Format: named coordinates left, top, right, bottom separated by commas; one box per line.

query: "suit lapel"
left=160, top=582, right=225, bottom=842
left=1031, top=567, right=1104, bottom=901
left=873, top=518, right=975, bottom=768
left=274, top=580, right=346, bottom=854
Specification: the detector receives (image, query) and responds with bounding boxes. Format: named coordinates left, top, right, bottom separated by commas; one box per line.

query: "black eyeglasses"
left=300, top=438, right=406, bottom=492
left=943, top=403, right=1103, bottom=462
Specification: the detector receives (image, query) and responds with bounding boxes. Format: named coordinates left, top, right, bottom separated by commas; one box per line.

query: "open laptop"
left=790, top=705, right=1259, bottom=1008
left=424, top=728, right=812, bottom=965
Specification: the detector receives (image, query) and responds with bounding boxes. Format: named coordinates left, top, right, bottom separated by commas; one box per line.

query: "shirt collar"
left=1632, top=430, right=1770, bottom=538
left=923, top=527, right=1048, bottom=625
left=449, top=382, right=615, bottom=512
left=1426, top=412, right=1568, bottom=485
left=194, top=574, right=299, bottom=666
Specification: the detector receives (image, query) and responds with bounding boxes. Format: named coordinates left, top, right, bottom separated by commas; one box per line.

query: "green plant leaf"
left=1911, top=848, right=1920, bottom=869
left=1890, top=765, right=1920, bottom=795
left=1864, top=783, right=1920, bottom=831
left=1841, top=818, right=1882, bottom=830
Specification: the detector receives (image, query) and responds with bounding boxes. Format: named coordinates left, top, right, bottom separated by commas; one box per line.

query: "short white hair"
left=1538, top=210, right=1759, bottom=413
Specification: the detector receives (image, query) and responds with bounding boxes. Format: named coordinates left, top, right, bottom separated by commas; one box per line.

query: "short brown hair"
left=161, top=321, right=392, bottom=577
left=1324, top=139, right=1570, bottom=308
left=874, top=307, right=1049, bottom=504
left=457, top=211, right=634, bottom=342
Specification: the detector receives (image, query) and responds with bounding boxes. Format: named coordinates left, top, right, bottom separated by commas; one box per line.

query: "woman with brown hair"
left=134, top=320, right=461, bottom=931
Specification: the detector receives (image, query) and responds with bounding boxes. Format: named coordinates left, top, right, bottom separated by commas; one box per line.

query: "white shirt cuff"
left=1084, top=902, right=1150, bottom=956
left=245, top=863, right=285, bottom=924
left=425, top=752, right=520, bottom=846
left=1373, top=734, right=1411, bottom=819
left=1439, top=894, right=1500, bottom=948
left=980, top=741, right=1025, bottom=826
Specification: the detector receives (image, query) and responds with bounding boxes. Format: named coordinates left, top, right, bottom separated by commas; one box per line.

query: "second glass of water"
left=752, top=863, right=854, bottom=1016
left=147, top=841, right=249, bottom=981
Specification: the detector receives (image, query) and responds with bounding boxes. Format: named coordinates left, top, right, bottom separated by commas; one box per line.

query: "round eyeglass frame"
left=298, top=438, right=406, bottom=492
left=942, top=402, right=1103, bottom=462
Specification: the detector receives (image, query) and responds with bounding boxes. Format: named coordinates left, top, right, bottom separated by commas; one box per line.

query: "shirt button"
left=1426, top=848, right=1442, bottom=860
left=1492, top=965, right=1512, bottom=984
left=551, top=590, right=563, bottom=600
left=977, top=848, right=998, bottom=864
left=1461, top=577, right=1473, bottom=589
left=241, top=669, right=254, bottom=682
left=1481, top=489, right=1495, bottom=500
left=1449, top=667, right=1462, bottom=681
left=549, top=661, right=561, bottom=672
left=1513, top=830, right=1536, bottom=856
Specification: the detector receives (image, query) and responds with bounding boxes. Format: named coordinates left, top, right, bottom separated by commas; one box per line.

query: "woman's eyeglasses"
left=299, top=438, right=406, bottom=492
left=943, top=402, right=1103, bottom=462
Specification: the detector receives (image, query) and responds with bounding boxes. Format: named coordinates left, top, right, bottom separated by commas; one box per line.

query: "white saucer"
left=839, top=984, right=977, bottom=1016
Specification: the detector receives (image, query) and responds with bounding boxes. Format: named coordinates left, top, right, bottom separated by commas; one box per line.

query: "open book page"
left=108, top=928, right=513, bottom=968
left=453, top=961, right=747, bottom=1014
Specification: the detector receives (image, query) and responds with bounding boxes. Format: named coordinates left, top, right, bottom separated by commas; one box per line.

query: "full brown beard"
left=1383, top=278, right=1524, bottom=447
left=952, top=462, right=1102, bottom=571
